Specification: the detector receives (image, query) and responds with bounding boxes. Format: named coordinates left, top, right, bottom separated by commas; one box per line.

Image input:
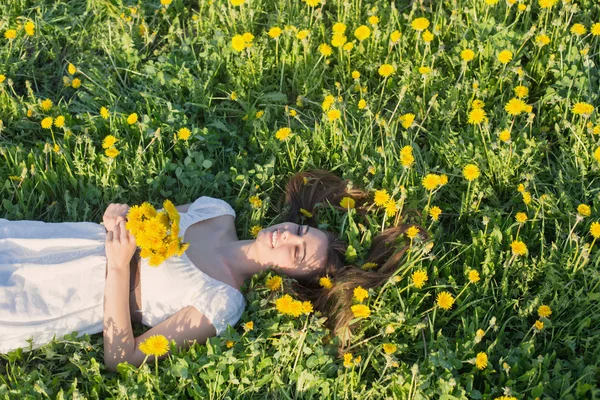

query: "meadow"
left=1, top=0, right=599, bottom=398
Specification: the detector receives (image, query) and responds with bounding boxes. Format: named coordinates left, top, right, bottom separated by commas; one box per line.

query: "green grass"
left=1, top=0, right=600, bottom=398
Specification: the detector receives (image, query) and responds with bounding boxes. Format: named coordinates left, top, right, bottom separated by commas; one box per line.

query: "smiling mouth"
left=270, top=229, right=279, bottom=248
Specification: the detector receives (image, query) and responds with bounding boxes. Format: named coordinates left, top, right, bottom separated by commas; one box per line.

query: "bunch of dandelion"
left=274, top=294, right=313, bottom=317
left=125, top=200, right=189, bottom=267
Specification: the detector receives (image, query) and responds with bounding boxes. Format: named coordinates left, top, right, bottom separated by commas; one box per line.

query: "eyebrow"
left=302, top=225, right=309, bottom=263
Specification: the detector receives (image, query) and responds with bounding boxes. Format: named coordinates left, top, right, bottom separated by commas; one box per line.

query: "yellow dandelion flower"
left=515, top=212, right=528, bottom=223
left=476, top=352, right=488, bottom=370
left=382, top=343, right=397, bottom=354
left=41, top=117, right=53, bottom=129
left=319, top=43, right=333, bottom=57
left=429, top=206, right=442, bottom=221
left=299, top=208, right=313, bottom=218
left=296, top=29, right=310, bottom=40
left=268, top=26, right=282, bottom=39
left=275, top=294, right=294, bottom=314
left=302, top=301, right=313, bottom=314
left=511, top=240, right=527, bottom=256
left=590, top=222, right=600, bottom=238
left=534, top=320, right=544, bottom=330
left=497, top=50, right=513, bottom=64
left=54, top=116, right=65, bottom=128
left=463, top=164, right=480, bottom=181
left=127, top=113, right=138, bottom=124
left=577, top=204, right=591, bottom=217
left=24, top=21, right=35, bottom=36
left=319, top=276, right=333, bottom=289
left=411, top=17, right=430, bottom=31
left=468, top=270, right=480, bottom=283
left=374, top=189, right=390, bottom=206
left=303, top=0, right=321, bottom=6
left=461, top=49, right=475, bottom=62
left=41, top=98, right=53, bottom=111
left=249, top=225, right=262, bottom=238
left=406, top=226, right=420, bottom=240
left=514, top=85, right=529, bottom=98
left=244, top=321, right=254, bottom=330
left=570, top=23, right=586, bottom=36
left=248, top=195, right=262, bottom=209
left=138, top=334, right=170, bottom=357
left=4, top=29, right=17, bottom=40
left=361, top=262, right=378, bottom=270
left=422, top=174, right=440, bottom=191
left=422, top=30, right=434, bottom=42
left=399, top=113, right=415, bottom=129
left=332, top=22, right=347, bottom=34
left=340, top=196, right=355, bottom=209
left=351, top=304, right=371, bottom=318
left=378, top=64, right=395, bottom=78
left=468, top=108, right=487, bottom=124
left=537, top=304, right=552, bottom=318
left=177, top=127, right=191, bottom=141
left=437, top=291, right=455, bottom=310
left=231, top=34, right=246, bottom=51
left=327, top=109, right=341, bottom=121
left=400, top=145, right=415, bottom=167
left=353, top=286, right=369, bottom=302
left=535, top=34, right=551, bottom=46
left=275, top=127, right=292, bottom=141
left=331, top=33, right=347, bottom=48
left=412, top=270, right=428, bottom=289
left=538, top=0, right=558, bottom=8
left=505, top=98, right=527, bottom=116
left=571, top=102, right=594, bottom=116
left=343, top=353, right=353, bottom=368
left=385, top=199, right=398, bottom=217
left=100, top=106, right=110, bottom=119
left=499, top=129, right=511, bottom=142
left=266, top=275, right=283, bottom=291
left=354, top=25, right=371, bottom=41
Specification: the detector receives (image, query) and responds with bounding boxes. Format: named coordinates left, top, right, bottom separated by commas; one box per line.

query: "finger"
left=119, top=219, right=127, bottom=238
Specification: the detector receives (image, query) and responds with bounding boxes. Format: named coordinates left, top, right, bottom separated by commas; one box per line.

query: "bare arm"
left=103, top=267, right=135, bottom=371
left=103, top=218, right=138, bottom=371
left=175, top=203, right=191, bottom=214
left=104, top=305, right=217, bottom=372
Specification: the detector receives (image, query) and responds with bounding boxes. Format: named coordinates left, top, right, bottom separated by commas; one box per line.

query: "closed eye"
left=295, top=225, right=302, bottom=260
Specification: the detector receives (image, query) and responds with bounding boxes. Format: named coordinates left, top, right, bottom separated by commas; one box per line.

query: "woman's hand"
left=103, top=203, right=130, bottom=233
left=106, top=217, right=138, bottom=271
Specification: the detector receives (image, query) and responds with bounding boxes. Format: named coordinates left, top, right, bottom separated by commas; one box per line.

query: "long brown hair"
left=278, top=169, right=430, bottom=355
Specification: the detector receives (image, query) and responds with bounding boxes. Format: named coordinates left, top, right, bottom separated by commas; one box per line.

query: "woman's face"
left=258, top=222, right=329, bottom=279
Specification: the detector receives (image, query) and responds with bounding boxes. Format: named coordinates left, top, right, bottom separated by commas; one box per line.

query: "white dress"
left=0, top=196, right=246, bottom=354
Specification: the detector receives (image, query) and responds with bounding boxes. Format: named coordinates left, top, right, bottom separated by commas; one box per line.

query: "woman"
left=0, top=169, right=425, bottom=371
